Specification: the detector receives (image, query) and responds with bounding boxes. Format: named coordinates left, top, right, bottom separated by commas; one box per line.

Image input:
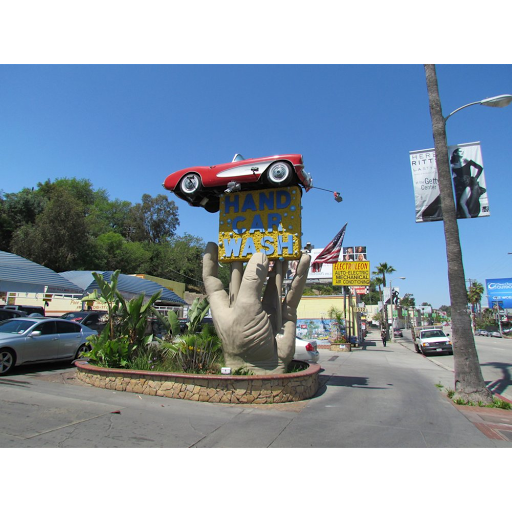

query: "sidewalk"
left=0, top=332, right=511, bottom=447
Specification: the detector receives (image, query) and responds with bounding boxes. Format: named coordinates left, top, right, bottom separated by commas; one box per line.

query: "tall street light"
left=389, top=277, right=405, bottom=341
left=424, top=65, right=512, bottom=403
left=444, top=94, right=512, bottom=122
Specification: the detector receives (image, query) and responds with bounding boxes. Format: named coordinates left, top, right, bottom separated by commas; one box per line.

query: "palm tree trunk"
left=424, top=64, right=492, bottom=403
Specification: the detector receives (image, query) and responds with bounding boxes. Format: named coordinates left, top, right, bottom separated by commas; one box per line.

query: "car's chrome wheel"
left=266, top=162, right=292, bottom=186
left=0, top=349, right=15, bottom=375
left=74, top=344, right=89, bottom=360
left=180, top=174, right=201, bottom=195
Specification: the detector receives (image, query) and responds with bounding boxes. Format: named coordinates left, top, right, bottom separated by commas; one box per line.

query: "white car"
left=0, top=317, right=96, bottom=375
left=294, top=337, right=320, bottom=363
left=414, top=328, right=453, bottom=356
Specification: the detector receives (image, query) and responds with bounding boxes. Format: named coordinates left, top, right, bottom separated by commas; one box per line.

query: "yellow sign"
left=333, top=261, right=371, bottom=286
left=219, top=186, right=302, bottom=263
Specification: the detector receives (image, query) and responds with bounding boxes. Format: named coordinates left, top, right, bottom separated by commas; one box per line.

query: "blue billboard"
left=485, top=278, right=512, bottom=309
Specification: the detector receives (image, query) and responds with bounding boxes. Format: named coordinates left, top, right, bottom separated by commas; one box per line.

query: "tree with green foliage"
left=10, top=188, right=91, bottom=271
left=127, top=193, right=179, bottom=244
left=3, top=178, right=216, bottom=296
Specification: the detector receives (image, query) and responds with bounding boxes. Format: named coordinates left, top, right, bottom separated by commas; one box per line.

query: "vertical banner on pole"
left=410, top=141, right=490, bottom=222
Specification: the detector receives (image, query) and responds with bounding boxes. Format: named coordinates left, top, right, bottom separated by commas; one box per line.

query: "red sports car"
left=163, top=153, right=313, bottom=213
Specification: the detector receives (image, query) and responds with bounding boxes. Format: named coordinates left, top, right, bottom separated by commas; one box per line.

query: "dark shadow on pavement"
left=482, top=361, right=511, bottom=397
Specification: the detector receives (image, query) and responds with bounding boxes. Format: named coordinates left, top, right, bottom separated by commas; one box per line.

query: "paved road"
left=1, top=331, right=510, bottom=448
left=398, top=328, right=512, bottom=401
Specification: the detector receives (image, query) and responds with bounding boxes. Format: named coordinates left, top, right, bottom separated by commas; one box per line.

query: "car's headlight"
left=421, top=342, right=429, bottom=347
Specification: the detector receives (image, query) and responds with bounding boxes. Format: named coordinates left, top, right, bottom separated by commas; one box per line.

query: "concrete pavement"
left=1, top=331, right=511, bottom=447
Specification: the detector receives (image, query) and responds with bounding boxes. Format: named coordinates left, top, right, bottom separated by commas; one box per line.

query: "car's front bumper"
left=420, top=343, right=453, bottom=355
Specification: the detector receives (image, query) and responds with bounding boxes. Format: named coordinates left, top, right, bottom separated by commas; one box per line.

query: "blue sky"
left=1, top=64, right=511, bottom=308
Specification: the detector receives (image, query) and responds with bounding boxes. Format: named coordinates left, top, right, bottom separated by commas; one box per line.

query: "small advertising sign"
left=332, top=261, right=370, bottom=286
left=218, top=186, right=302, bottom=263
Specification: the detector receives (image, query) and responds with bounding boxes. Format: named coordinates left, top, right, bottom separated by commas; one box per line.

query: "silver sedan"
left=293, top=337, right=320, bottom=363
left=0, top=317, right=96, bottom=375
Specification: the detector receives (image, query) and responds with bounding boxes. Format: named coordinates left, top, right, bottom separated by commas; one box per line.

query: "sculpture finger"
left=282, top=253, right=310, bottom=315
left=262, top=271, right=278, bottom=335
left=202, top=242, right=229, bottom=311
left=235, top=251, right=269, bottom=308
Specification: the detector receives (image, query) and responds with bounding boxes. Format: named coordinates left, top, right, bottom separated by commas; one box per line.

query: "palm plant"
left=82, top=270, right=162, bottom=367
left=328, top=306, right=345, bottom=342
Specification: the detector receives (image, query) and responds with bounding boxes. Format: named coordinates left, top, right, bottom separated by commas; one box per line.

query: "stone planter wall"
left=75, top=361, right=321, bottom=404
left=330, top=343, right=351, bottom=352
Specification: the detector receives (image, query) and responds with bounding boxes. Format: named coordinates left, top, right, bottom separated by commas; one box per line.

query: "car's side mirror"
left=30, top=331, right=42, bottom=337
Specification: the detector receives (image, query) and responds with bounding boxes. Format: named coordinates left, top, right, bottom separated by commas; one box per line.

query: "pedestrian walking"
left=381, top=329, right=387, bottom=347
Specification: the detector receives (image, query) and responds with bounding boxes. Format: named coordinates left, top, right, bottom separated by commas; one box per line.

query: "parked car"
left=393, top=328, right=403, bottom=338
left=163, top=153, right=312, bottom=213
left=475, top=329, right=486, bottom=336
left=490, top=331, right=502, bottom=338
left=61, top=310, right=108, bottom=333
left=177, top=317, right=215, bottom=334
left=0, top=309, right=27, bottom=321
left=293, top=337, right=319, bottom=363
left=414, top=328, right=453, bottom=356
left=0, top=304, right=45, bottom=316
left=0, top=317, right=97, bottom=375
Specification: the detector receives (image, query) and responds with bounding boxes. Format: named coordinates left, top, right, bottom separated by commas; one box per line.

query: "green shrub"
left=84, top=330, right=133, bottom=368
left=162, top=325, right=223, bottom=374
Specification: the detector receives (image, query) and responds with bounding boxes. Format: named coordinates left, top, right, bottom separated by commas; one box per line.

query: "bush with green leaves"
left=84, top=332, right=133, bottom=368
left=185, top=297, right=210, bottom=333
left=162, top=323, right=223, bottom=374
left=82, top=272, right=226, bottom=373
left=83, top=270, right=162, bottom=368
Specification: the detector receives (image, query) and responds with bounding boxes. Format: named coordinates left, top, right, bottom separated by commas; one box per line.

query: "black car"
left=60, top=311, right=108, bottom=333
left=0, top=309, right=27, bottom=322
left=0, top=305, right=45, bottom=316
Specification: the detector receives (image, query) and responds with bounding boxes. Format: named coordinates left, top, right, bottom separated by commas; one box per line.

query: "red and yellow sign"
left=219, top=186, right=302, bottom=263
left=332, top=261, right=370, bottom=286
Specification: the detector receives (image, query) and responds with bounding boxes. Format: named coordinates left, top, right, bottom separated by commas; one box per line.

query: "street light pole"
left=389, top=277, right=405, bottom=341
left=444, top=94, right=512, bottom=122
left=424, top=65, right=511, bottom=403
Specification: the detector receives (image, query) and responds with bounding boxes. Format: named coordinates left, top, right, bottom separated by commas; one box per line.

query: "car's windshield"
left=62, top=312, right=86, bottom=321
left=0, top=319, right=37, bottom=334
left=421, top=330, right=444, bottom=338
left=232, top=154, right=245, bottom=162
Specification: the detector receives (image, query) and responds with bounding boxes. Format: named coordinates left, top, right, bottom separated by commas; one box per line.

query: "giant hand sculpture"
left=203, top=242, right=311, bottom=375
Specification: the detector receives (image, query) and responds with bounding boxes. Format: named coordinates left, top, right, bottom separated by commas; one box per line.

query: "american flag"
left=311, top=223, right=348, bottom=272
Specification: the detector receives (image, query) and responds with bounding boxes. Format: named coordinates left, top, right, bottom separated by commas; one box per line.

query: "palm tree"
left=468, top=281, right=484, bottom=314
left=468, top=281, right=484, bottom=331
left=424, top=64, right=492, bottom=404
left=373, top=262, right=396, bottom=288
left=373, top=262, right=395, bottom=336
left=372, top=276, right=384, bottom=302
